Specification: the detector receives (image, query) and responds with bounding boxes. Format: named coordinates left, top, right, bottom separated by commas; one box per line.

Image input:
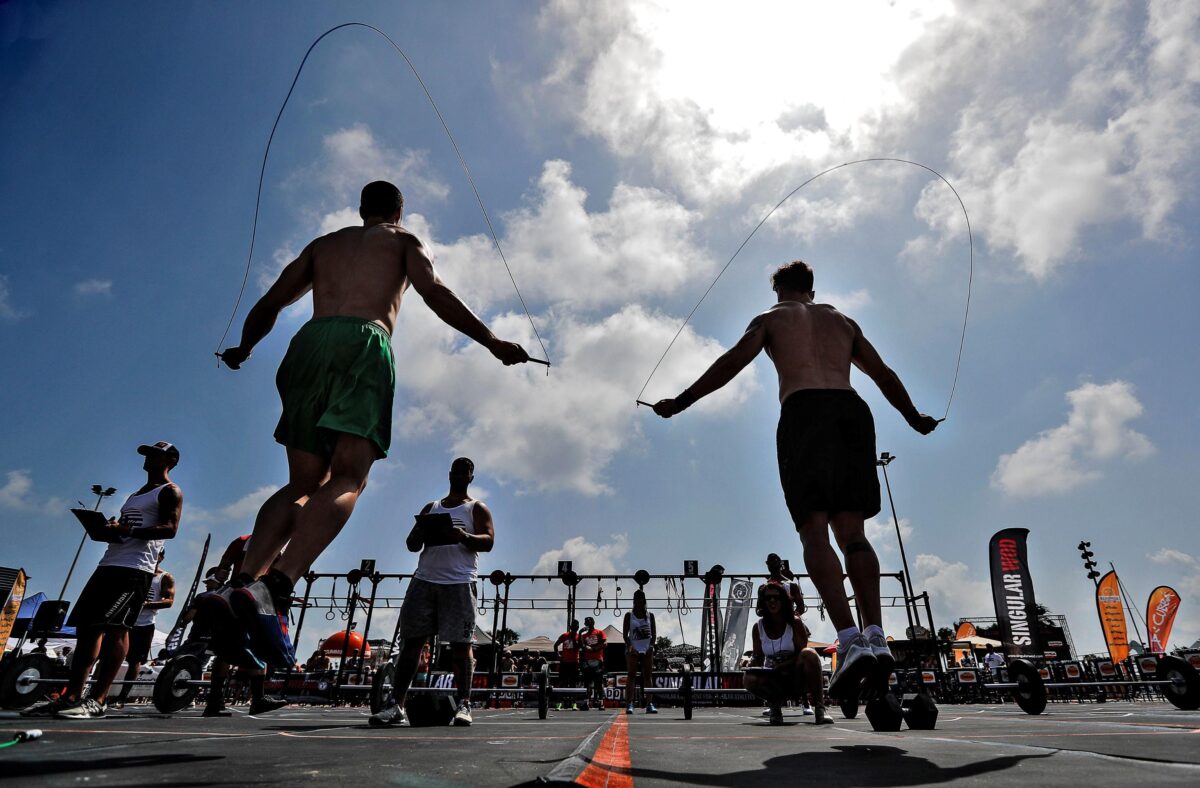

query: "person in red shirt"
left=554, top=620, right=582, bottom=706
left=578, top=616, right=607, bottom=710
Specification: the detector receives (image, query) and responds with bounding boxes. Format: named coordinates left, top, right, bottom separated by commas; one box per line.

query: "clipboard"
left=414, top=512, right=459, bottom=546
left=71, top=508, right=122, bottom=543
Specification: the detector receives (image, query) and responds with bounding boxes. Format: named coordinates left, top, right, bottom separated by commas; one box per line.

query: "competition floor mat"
left=2, top=701, right=1198, bottom=785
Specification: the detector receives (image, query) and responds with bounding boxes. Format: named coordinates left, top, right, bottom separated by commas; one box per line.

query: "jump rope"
left=214, top=22, right=550, bottom=370
left=635, top=158, right=974, bottom=423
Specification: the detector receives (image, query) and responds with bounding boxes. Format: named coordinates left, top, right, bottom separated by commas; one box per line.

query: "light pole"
left=877, top=452, right=917, bottom=626
left=58, top=484, right=116, bottom=601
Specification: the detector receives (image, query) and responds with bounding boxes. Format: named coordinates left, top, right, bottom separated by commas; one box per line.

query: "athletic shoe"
left=249, top=695, right=288, bottom=716
left=579, top=700, right=589, bottom=711
left=813, top=705, right=834, bottom=725
left=801, top=705, right=814, bottom=716
left=645, top=703, right=658, bottom=714
left=866, top=631, right=896, bottom=675
left=625, top=703, right=634, bottom=715
left=768, top=706, right=784, bottom=725
left=202, top=705, right=232, bottom=717
left=231, top=581, right=296, bottom=669
left=56, top=697, right=107, bottom=719
left=368, top=703, right=409, bottom=727
left=21, top=696, right=72, bottom=717
left=453, top=699, right=473, bottom=726
left=760, top=707, right=771, bottom=717
left=827, top=634, right=877, bottom=699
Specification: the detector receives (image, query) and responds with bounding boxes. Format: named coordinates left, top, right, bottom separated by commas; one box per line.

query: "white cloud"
left=0, top=275, right=26, bottom=320
left=315, top=124, right=449, bottom=207
left=536, top=0, right=947, bottom=206
left=393, top=303, right=758, bottom=495
left=412, top=159, right=714, bottom=313
left=535, top=0, right=1200, bottom=279
left=914, top=552, right=992, bottom=624
left=189, top=485, right=274, bottom=525
left=821, top=289, right=872, bottom=313
left=865, top=515, right=912, bottom=554
left=73, top=279, right=112, bottom=297
left=992, top=381, right=1153, bottom=497
left=501, top=534, right=632, bottom=640
left=0, top=469, right=68, bottom=515
left=1148, top=548, right=1197, bottom=567
left=903, top=0, right=1200, bottom=278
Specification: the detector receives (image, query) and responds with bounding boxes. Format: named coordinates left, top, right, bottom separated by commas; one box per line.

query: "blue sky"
left=2, top=0, right=1198, bottom=658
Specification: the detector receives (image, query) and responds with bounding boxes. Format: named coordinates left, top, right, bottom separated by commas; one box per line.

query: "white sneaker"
left=453, top=699, right=473, bottom=726
left=55, top=697, right=107, bottom=719
left=827, top=634, right=877, bottom=699
left=801, top=705, right=814, bottom=716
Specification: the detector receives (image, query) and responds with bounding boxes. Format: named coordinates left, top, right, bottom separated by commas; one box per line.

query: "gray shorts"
left=399, top=578, right=476, bottom=644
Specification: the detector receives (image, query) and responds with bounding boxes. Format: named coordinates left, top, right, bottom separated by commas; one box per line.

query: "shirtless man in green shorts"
left=651, top=260, right=937, bottom=700
left=216, top=181, right=530, bottom=668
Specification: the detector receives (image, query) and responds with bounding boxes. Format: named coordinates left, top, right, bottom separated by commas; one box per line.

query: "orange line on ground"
left=576, top=713, right=633, bottom=788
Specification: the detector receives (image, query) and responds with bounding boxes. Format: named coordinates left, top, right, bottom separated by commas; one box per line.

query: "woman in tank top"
left=744, top=583, right=833, bottom=725
left=622, top=589, right=658, bottom=714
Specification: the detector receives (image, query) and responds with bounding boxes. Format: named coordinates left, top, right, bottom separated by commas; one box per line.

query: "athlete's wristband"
left=676, top=388, right=697, bottom=410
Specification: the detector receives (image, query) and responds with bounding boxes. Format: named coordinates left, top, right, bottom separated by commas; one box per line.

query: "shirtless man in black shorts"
left=215, top=181, right=530, bottom=670
left=652, top=260, right=937, bottom=699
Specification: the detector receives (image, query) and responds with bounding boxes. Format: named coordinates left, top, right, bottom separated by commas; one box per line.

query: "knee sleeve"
left=842, top=540, right=875, bottom=556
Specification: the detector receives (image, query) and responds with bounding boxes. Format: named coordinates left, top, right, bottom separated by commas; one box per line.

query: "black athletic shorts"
left=558, top=662, right=580, bottom=687
left=776, top=389, right=881, bottom=524
left=67, top=566, right=153, bottom=630
left=127, top=623, right=156, bottom=663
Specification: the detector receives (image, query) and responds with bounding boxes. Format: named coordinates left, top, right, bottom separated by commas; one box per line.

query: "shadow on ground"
left=629, top=745, right=1053, bottom=786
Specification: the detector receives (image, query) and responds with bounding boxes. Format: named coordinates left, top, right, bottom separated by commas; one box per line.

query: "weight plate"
left=0, top=653, right=59, bottom=709
left=1009, top=658, right=1047, bottom=716
left=1157, top=655, right=1200, bottom=711
left=153, top=655, right=201, bottom=714
left=372, top=661, right=396, bottom=715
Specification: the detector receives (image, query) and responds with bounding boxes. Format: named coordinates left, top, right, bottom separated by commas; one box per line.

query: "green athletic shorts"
left=273, top=317, right=395, bottom=459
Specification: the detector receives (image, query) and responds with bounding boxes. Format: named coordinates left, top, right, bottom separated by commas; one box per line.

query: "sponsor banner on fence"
left=1096, top=570, right=1130, bottom=663
left=1145, top=585, right=1181, bottom=654
left=720, top=579, right=755, bottom=671
left=954, top=621, right=977, bottom=640
left=0, top=569, right=28, bottom=656
left=988, top=528, right=1041, bottom=658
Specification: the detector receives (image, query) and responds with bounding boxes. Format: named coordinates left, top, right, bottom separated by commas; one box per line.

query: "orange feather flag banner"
left=1145, top=585, right=1181, bottom=654
left=1096, top=570, right=1130, bottom=663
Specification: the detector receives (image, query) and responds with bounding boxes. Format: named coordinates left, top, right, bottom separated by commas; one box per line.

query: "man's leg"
left=829, top=512, right=881, bottom=628
left=239, top=447, right=330, bottom=581
left=113, top=658, right=141, bottom=706
left=393, top=638, right=426, bottom=708
left=451, top=643, right=475, bottom=725
left=796, top=512, right=855, bottom=631
left=625, top=653, right=637, bottom=712
left=271, top=434, right=376, bottom=583
left=640, top=651, right=657, bottom=712
left=65, top=626, right=105, bottom=700
left=204, top=659, right=231, bottom=716
left=89, top=627, right=130, bottom=703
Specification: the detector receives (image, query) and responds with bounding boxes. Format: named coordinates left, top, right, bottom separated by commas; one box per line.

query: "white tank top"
left=414, top=500, right=479, bottom=584
left=135, top=573, right=164, bottom=627
left=99, top=485, right=168, bottom=574
left=627, top=612, right=653, bottom=654
left=756, top=620, right=795, bottom=670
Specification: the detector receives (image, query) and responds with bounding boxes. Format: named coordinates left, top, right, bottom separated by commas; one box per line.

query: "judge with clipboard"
left=370, top=457, right=495, bottom=729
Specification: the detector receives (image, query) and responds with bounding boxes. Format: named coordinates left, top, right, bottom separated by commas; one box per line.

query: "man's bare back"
left=760, top=301, right=857, bottom=401
left=308, top=223, right=418, bottom=335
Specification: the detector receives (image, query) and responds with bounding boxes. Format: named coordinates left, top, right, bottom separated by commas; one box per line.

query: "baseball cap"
left=137, top=441, right=180, bottom=466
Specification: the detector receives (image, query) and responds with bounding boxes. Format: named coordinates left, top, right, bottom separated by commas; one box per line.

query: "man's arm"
left=456, top=502, right=495, bottom=553
left=652, top=314, right=767, bottom=418
left=850, top=321, right=938, bottom=434
left=405, top=239, right=529, bottom=366
left=115, top=485, right=182, bottom=540
left=143, top=573, right=176, bottom=610
left=750, top=625, right=764, bottom=667
left=218, top=244, right=316, bottom=369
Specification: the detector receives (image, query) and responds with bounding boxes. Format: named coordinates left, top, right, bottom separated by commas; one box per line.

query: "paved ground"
left=1, top=701, right=1198, bottom=786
